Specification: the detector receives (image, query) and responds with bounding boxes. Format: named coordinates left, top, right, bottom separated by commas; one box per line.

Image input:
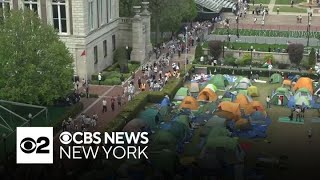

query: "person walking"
left=301, top=103, right=306, bottom=118
left=277, top=7, right=279, bottom=14
left=141, top=82, right=146, bottom=92
left=254, top=17, right=257, bottom=23
left=102, top=98, right=107, bottom=113
left=117, top=94, right=122, bottom=107
left=111, top=96, right=115, bottom=111
left=86, top=86, right=89, bottom=98
left=137, top=77, right=142, bottom=90
left=266, top=96, right=271, bottom=108
left=295, top=107, right=301, bottom=121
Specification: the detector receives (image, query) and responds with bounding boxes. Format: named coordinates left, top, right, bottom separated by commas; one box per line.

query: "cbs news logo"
left=16, top=127, right=53, bottom=164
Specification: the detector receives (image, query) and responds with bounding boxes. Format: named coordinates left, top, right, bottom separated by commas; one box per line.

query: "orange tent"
left=198, top=88, right=218, bottom=102
left=179, top=96, right=199, bottom=110
left=250, top=101, right=264, bottom=111
left=234, top=94, right=250, bottom=108
left=282, top=79, right=292, bottom=86
left=293, top=77, right=313, bottom=94
left=218, top=101, right=241, bottom=118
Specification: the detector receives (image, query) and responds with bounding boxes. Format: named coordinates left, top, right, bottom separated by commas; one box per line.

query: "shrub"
left=79, top=93, right=99, bottom=98
left=208, top=40, right=222, bottom=59
left=288, top=43, right=304, bottom=66
left=309, top=48, right=316, bottom=66
left=263, top=54, right=275, bottom=65
left=103, top=78, right=122, bottom=85
left=224, top=52, right=236, bottom=66
left=51, top=102, right=84, bottom=134
left=239, top=53, right=251, bottom=65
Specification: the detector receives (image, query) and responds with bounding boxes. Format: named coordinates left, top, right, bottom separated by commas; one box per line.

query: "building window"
left=112, top=35, right=116, bottom=51
left=94, top=46, right=98, bottom=64
left=108, top=0, right=112, bottom=21
left=105, top=0, right=108, bottom=23
left=103, top=40, right=107, bottom=57
left=52, top=0, right=67, bottom=33
left=0, top=0, right=11, bottom=18
left=96, top=0, right=100, bottom=27
left=24, top=0, right=38, bottom=13
left=100, top=0, right=106, bottom=24
left=88, top=0, right=94, bottom=30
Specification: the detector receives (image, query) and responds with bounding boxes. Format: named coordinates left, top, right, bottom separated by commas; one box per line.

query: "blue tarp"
left=223, top=91, right=236, bottom=101
left=160, top=97, right=170, bottom=107
left=287, top=96, right=296, bottom=108
left=224, top=75, right=238, bottom=83
left=227, top=116, right=272, bottom=138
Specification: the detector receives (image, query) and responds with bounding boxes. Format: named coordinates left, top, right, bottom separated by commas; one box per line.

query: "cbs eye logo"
left=59, top=132, right=72, bottom=144
left=16, top=127, right=53, bottom=164
left=20, top=137, right=50, bottom=154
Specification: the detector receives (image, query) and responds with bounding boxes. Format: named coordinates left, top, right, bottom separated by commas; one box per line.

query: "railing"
left=119, top=17, right=132, bottom=24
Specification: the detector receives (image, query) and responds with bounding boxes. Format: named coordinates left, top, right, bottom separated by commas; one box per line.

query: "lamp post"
left=2, top=133, right=7, bottom=162
left=250, top=46, right=254, bottom=66
left=223, top=40, right=225, bottom=58
left=236, top=16, right=239, bottom=38
left=307, top=14, right=311, bottom=47
left=126, top=45, right=129, bottom=73
left=185, top=26, right=188, bottom=73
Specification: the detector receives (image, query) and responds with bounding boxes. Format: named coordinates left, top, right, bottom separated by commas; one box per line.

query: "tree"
left=113, top=47, right=129, bottom=73
left=0, top=10, right=73, bottom=105
left=288, top=43, right=304, bottom=66
left=208, top=40, right=222, bottom=59
left=309, top=48, right=316, bottom=66
left=194, top=45, right=203, bottom=61
left=119, top=0, right=141, bottom=17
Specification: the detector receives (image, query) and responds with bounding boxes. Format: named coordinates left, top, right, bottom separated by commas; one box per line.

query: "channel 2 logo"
left=16, top=127, right=53, bottom=164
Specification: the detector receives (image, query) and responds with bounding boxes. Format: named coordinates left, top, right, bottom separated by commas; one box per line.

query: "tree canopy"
left=288, top=43, right=304, bottom=66
left=0, top=10, right=73, bottom=105
left=208, top=40, right=223, bottom=59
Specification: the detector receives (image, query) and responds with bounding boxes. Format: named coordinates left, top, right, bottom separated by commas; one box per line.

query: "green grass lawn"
left=275, top=0, right=304, bottom=4
left=213, top=28, right=320, bottom=39
left=248, top=5, right=268, bottom=11
left=252, top=0, right=271, bottom=4
left=273, top=6, right=307, bottom=13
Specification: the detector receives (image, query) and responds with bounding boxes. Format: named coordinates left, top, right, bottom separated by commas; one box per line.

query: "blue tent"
left=160, top=97, right=170, bottom=107
left=250, top=111, right=266, bottom=122
left=223, top=91, right=236, bottom=101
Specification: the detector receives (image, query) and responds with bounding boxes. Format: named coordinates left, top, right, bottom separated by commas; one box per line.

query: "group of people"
left=102, top=95, right=123, bottom=113
left=289, top=105, right=306, bottom=122
left=61, top=113, right=99, bottom=133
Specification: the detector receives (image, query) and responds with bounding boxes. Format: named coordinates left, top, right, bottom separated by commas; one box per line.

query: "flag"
left=80, top=50, right=86, bottom=57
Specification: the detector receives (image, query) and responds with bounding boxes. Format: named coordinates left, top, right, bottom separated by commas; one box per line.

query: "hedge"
left=105, top=64, right=193, bottom=133
left=202, top=65, right=318, bottom=79
left=80, top=93, right=99, bottom=98
left=50, top=102, right=84, bottom=134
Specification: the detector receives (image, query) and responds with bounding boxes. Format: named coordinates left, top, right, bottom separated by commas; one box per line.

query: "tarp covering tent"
left=235, top=82, right=250, bottom=90
left=160, top=97, right=170, bottom=107
left=270, top=73, right=283, bottom=83
left=159, top=106, right=170, bottom=121
left=206, top=127, right=231, bottom=138
left=189, top=82, right=200, bottom=93
left=250, top=111, right=267, bottom=122
left=138, top=108, right=163, bottom=129
left=247, top=86, right=259, bottom=97
left=174, top=115, right=190, bottom=128
left=223, top=91, right=237, bottom=101
left=198, top=88, right=218, bottom=102
left=209, top=74, right=229, bottom=89
left=270, top=87, right=291, bottom=106
left=159, top=121, right=189, bottom=143
left=123, top=118, right=147, bottom=133
left=174, top=87, right=189, bottom=101
left=293, top=77, right=314, bottom=94
left=179, top=96, right=199, bottom=110
left=250, top=101, right=264, bottom=111
left=218, top=101, right=241, bottom=119
left=205, top=136, right=239, bottom=151
left=235, top=76, right=244, bottom=83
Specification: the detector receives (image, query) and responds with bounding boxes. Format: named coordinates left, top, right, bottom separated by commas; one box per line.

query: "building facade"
left=0, top=0, right=151, bottom=80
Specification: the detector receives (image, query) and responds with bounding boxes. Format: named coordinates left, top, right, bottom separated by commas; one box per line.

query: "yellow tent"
left=198, top=88, right=218, bottom=102
left=247, top=86, right=259, bottom=97
left=179, top=96, right=199, bottom=110
left=282, top=79, right=292, bottom=86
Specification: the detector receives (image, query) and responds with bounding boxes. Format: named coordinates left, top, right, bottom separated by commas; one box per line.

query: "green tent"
left=207, top=127, right=231, bottom=138
left=197, top=102, right=217, bottom=114
left=235, top=76, right=244, bottom=83
left=296, top=87, right=311, bottom=95
left=270, top=87, right=291, bottom=105
left=175, top=115, right=190, bottom=128
left=138, top=108, right=163, bottom=129
left=238, top=90, right=248, bottom=96
left=205, top=116, right=226, bottom=128
left=295, top=96, right=310, bottom=107
left=270, top=73, right=283, bottom=84
left=205, top=136, right=239, bottom=151
left=148, top=149, right=179, bottom=175
left=159, top=106, right=170, bottom=121
left=204, top=84, right=218, bottom=92
left=209, top=74, right=229, bottom=89
left=174, top=87, right=189, bottom=101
